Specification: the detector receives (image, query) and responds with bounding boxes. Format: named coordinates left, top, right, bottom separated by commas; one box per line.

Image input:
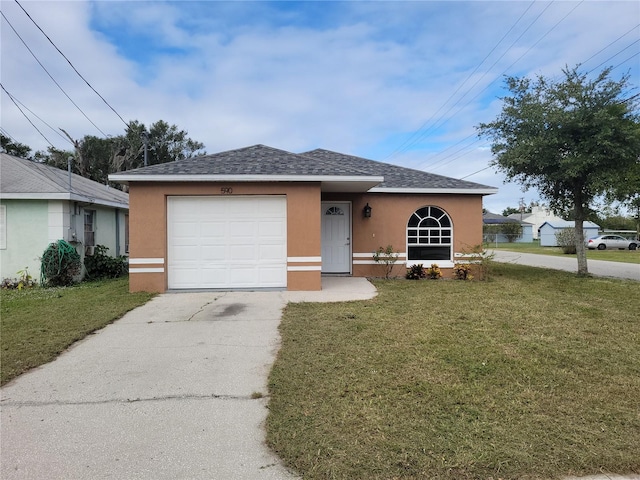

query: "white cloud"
left=2, top=1, right=638, bottom=214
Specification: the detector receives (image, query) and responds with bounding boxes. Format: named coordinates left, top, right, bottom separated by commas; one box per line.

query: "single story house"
left=539, top=220, right=600, bottom=247
left=483, top=212, right=534, bottom=243
left=0, top=153, right=129, bottom=281
left=109, top=144, right=498, bottom=292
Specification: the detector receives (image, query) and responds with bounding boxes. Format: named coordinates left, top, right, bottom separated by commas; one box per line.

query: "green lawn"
left=267, top=263, right=640, bottom=479
left=489, top=241, right=640, bottom=264
left=0, top=278, right=154, bottom=385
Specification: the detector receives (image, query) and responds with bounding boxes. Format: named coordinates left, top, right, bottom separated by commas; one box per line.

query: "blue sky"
left=2, top=0, right=639, bottom=213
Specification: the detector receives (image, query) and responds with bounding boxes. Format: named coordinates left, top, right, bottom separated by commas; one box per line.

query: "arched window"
left=407, top=206, right=452, bottom=262
left=325, top=206, right=344, bottom=216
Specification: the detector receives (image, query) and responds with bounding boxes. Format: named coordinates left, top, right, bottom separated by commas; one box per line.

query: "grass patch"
left=267, top=263, right=640, bottom=479
left=1, top=278, right=154, bottom=385
left=490, top=241, right=640, bottom=264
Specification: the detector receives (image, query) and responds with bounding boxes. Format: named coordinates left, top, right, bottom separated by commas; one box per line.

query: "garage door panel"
left=201, top=246, right=226, bottom=261
left=168, top=196, right=286, bottom=289
left=172, top=246, right=200, bottom=261
left=200, top=222, right=226, bottom=237
left=259, top=245, right=286, bottom=261
left=229, top=245, right=257, bottom=261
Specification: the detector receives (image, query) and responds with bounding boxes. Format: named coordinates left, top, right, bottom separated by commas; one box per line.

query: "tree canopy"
left=477, top=66, right=640, bottom=274
left=1, top=134, right=32, bottom=158
left=32, top=120, right=206, bottom=188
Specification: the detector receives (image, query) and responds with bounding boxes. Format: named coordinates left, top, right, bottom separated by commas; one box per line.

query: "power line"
left=587, top=39, right=640, bottom=74
left=387, top=1, right=554, bottom=162
left=1, top=83, right=55, bottom=148
left=14, top=0, right=128, bottom=128
left=581, top=24, right=639, bottom=67
left=0, top=88, right=73, bottom=145
left=0, top=127, right=20, bottom=144
left=384, top=1, right=537, bottom=160
left=413, top=1, right=585, bottom=172
left=459, top=165, right=493, bottom=180
left=1, top=11, right=108, bottom=137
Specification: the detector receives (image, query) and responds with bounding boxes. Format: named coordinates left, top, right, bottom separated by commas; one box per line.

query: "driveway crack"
left=1, top=392, right=262, bottom=407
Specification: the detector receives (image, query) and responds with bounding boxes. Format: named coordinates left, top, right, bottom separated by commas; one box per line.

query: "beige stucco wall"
left=323, top=192, right=485, bottom=278
left=126, top=182, right=486, bottom=292
left=126, top=182, right=322, bottom=293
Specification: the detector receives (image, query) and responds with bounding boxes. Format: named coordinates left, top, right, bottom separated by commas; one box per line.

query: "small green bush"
left=406, top=264, right=426, bottom=280
left=372, top=245, right=399, bottom=279
left=453, top=263, right=474, bottom=280
left=1, top=267, right=37, bottom=290
left=40, top=240, right=81, bottom=287
left=84, top=245, right=128, bottom=280
left=555, top=228, right=577, bottom=254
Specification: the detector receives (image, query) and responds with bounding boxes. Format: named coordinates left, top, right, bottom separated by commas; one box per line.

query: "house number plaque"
left=220, top=187, right=233, bottom=194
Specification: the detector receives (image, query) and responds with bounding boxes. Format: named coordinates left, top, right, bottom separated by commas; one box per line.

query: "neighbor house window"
left=124, top=213, right=129, bottom=254
left=407, top=206, right=452, bottom=262
left=84, top=209, right=96, bottom=255
left=0, top=205, right=6, bottom=249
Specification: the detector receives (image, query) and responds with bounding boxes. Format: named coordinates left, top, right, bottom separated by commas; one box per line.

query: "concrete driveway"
left=491, top=250, right=640, bottom=281
left=1, top=278, right=377, bottom=480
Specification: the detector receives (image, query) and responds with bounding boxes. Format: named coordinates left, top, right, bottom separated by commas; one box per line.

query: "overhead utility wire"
left=427, top=0, right=584, bottom=175
left=387, top=1, right=551, bottom=162
left=1, top=11, right=108, bottom=137
left=401, top=1, right=560, bottom=165
left=613, top=52, right=639, bottom=72
left=1, top=83, right=55, bottom=148
left=383, top=0, right=538, bottom=160
left=457, top=24, right=637, bottom=181
left=587, top=39, right=640, bottom=74
left=581, top=24, right=639, bottom=67
left=14, top=0, right=128, bottom=128
left=0, top=88, right=73, bottom=145
left=0, top=127, right=21, bottom=144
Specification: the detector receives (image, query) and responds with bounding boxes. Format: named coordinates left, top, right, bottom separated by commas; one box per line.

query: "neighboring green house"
left=0, top=153, right=129, bottom=282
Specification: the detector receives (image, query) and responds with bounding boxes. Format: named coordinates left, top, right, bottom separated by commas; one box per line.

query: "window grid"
left=407, top=206, right=452, bottom=261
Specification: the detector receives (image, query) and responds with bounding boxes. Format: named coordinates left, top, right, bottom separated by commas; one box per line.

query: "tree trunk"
left=573, top=192, right=589, bottom=275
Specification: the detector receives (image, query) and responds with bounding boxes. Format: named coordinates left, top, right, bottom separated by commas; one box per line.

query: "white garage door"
left=167, top=196, right=287, bottom=289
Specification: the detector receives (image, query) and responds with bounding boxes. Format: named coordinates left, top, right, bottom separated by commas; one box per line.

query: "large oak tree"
left=478, top=66, right=640, bottom=274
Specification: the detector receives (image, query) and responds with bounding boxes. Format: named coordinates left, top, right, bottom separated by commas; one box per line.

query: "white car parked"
left=586, top=235, right=638, bottom=250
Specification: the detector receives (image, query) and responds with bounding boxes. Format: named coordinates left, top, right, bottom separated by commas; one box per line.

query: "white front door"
left=321, top=202, right=351, bottom=273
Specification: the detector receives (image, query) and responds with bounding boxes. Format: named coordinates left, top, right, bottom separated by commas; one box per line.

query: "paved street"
left=491, top=250, right=640, bottom=281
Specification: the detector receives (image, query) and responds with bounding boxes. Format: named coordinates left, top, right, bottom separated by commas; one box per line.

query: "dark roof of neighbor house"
left=1, top=153, right=129, bottom=209
left=109, top=144, right=497, bottom=194
left=483, top=211, right=531, bottom=225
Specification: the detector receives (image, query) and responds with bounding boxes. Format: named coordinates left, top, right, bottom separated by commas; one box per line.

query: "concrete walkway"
left=491, top=250, right=640, bottom=281
left=0, top=278, right=377, bottom=480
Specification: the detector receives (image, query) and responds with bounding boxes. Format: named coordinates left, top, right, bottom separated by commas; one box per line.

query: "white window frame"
left=0, top=205, right=6, bottom=250
left=84, top=209, right=96, bottom=255
left=406, top=206, right=453, bottom=266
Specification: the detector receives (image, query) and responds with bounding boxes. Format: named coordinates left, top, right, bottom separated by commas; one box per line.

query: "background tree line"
left=1, top=120, right=205, bottom=190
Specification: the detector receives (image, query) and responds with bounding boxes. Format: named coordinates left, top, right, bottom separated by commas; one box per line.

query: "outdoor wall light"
left=363, top=203, right=372, bottom=218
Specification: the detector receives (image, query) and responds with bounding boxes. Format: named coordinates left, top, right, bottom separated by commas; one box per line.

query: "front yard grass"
left=267, top=263, right=640, bottom=479
left=1, top=277, right=154, bottom=386
left=490, top=241, right=640, bottom=264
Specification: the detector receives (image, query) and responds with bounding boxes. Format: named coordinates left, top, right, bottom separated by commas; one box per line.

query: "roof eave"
left=108, top=173, right=384, bottom=186
left=0, top=192, right=128, bottom=209
left=368, top=187, right=499, bottom=195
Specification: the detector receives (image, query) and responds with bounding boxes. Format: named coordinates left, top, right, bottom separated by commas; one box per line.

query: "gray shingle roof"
left=112, top=145, right=371, bottom=177
left=1, top=153, right=129, bottom=208
left=302, top=149, right=495, bottom=191
left=109, top=144, right=496, bottom=193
